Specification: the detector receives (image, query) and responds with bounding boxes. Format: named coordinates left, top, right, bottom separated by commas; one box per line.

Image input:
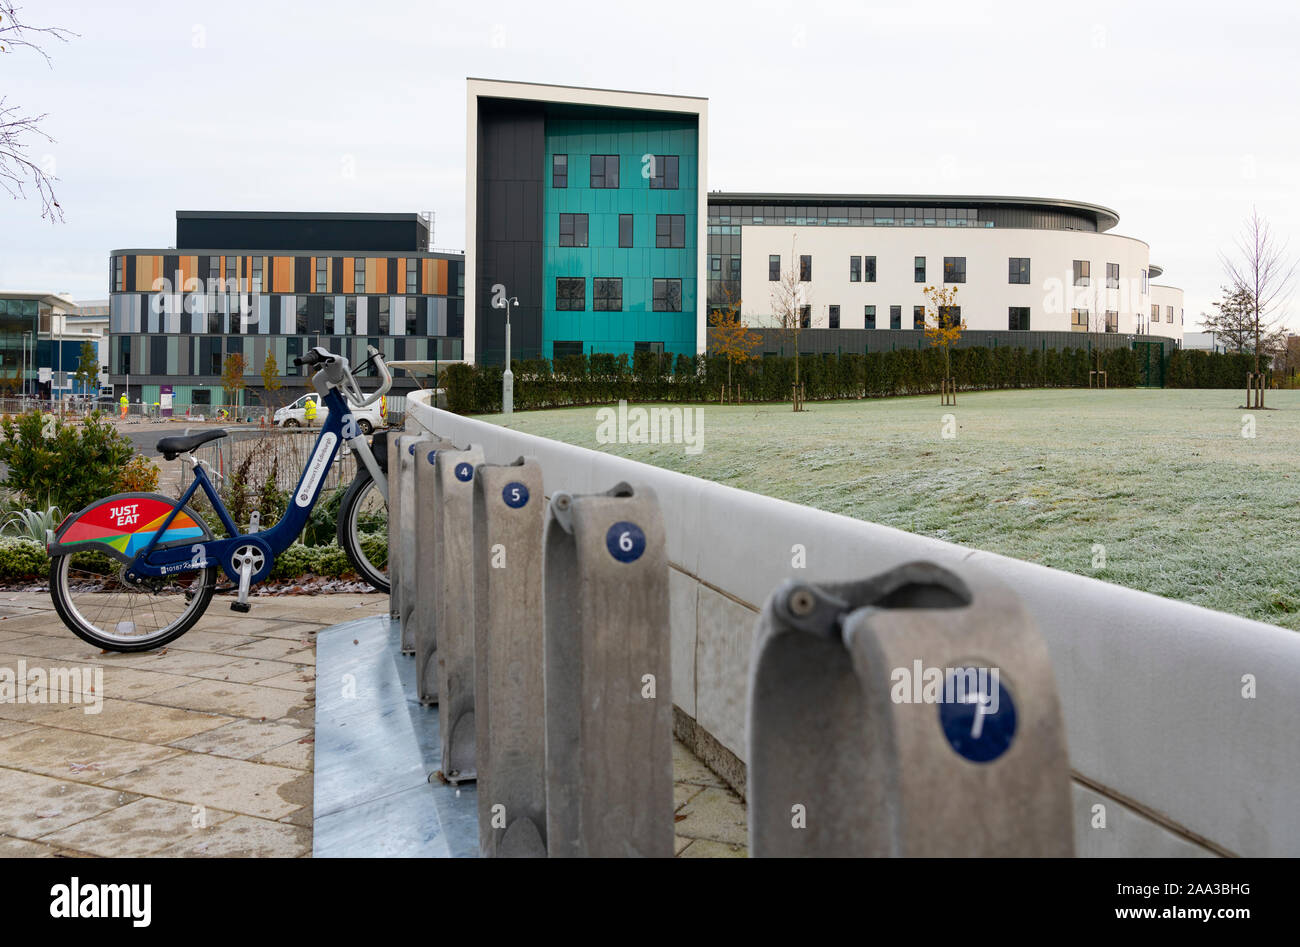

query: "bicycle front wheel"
left=49, top=551, right=217, bottom=652
left=338, top=465, right=389, bottom=593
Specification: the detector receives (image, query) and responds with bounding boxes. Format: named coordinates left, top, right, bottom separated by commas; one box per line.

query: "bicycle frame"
left=127, top=387, right=385, bottom=584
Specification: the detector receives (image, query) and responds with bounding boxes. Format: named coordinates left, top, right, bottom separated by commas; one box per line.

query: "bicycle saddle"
left=156, top=428, right=228, bottom=461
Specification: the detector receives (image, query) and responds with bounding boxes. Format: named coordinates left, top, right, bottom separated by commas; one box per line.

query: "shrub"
left=118, top=455, right=160, bottom=493
left=0, top=412, right=135, bottom=513
left=0, top=538, right=51, bottom=580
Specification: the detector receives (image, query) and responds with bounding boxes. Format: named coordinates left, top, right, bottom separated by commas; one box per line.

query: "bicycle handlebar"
left=350, top=346, right=391, bottom=408
left=297, top=346, right=392, bottom=408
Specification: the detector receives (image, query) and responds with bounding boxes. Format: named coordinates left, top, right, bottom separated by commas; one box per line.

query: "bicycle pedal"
left=230, top=601, right=251, bottom=613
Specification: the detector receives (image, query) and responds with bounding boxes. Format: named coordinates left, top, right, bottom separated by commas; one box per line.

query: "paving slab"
left=101, top=753, right=307, bottom=820
left=37, top=797, right=238, bottom=857
left=0, top=767, right=138, bottom=839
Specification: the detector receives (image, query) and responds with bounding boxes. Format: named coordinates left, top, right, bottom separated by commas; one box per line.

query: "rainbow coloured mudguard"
left=48, top=493, right=214, bottom=568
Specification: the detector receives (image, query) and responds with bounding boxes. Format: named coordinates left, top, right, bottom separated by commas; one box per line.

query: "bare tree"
left=1221, top=208, right=1298, bottom=406
left=0, top=2, right=75, bottom=221
left=768, top=239, right=810, bottom=411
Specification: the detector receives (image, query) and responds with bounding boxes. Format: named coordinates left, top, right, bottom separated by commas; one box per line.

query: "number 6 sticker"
left=605, top=521, right=646, bottom=563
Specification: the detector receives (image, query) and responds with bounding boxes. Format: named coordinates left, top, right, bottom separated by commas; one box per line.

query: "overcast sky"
left=3, top=0, right=1298, bottom=329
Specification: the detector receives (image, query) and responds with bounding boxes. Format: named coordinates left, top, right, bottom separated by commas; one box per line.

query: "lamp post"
left=490, top=284, right=519, bottom=415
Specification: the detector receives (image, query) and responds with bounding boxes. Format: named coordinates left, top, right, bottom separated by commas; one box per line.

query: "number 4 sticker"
left=605, top=522, right=646, bottom=563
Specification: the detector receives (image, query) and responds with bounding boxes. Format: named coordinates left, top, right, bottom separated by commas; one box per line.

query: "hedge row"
left=0, top=537, right=387, bottom=583
left=1166, top=349, right=1267, bottom=389
left=443, top=347, right=1266, bottom=414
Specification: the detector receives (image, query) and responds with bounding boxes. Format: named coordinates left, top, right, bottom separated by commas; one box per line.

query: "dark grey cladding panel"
left=476, top=98, right=544, bottom=366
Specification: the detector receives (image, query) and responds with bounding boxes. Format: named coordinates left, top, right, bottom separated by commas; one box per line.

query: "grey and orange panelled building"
left=108, top=211, right=464, bottom=408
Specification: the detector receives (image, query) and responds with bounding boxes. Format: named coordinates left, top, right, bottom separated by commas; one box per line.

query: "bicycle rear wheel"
left=49, top=550, right=217, bottom=652
left=338, top=466, right=389, bottom=593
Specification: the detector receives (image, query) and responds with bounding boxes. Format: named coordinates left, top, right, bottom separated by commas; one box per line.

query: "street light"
left=490, top=284, right=519, bottom=415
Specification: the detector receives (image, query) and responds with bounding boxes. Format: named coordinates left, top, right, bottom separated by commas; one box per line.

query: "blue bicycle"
left=47, top=346, right=394, bottom=652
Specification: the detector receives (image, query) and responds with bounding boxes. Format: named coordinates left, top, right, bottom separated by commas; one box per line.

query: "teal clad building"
left=468, top=80, right=708, bottom=366
left=542, top=112, right=699, bottom=360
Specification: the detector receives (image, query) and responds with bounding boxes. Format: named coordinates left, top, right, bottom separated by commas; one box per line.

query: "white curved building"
left=707, top=194, right=1182, bottom=344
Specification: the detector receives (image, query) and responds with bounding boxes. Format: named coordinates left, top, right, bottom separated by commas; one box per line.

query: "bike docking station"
left=410, top=434, right=456, bottom=704
left=431, top=444, right=485, bottom=784
left=746, top=561, right=1073, bottom=857
left=472, top=456, right=547, bottom=857
left=543, top=483, right=674, bottom=858
left=393, top=428, right=425, bottom=652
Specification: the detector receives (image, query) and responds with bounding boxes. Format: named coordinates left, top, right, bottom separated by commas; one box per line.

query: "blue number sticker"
left=408, top=443, right=416, bottom=455
left=427, top=449, right=438, bottom=465
left=455, top=462, right=474, bottom=482
left=606, top=522, right=646, bottom=563
left=938, top=669, right=1016, bottom=763
left=503, top=482, right=529, bottom=508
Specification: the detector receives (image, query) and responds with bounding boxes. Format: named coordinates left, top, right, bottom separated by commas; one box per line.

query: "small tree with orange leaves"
left=923, top=284, right=964, bottom=404
left=707, top=289, right=760, bottom=399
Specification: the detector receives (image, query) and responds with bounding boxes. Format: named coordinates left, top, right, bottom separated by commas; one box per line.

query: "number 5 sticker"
left=503, top=482, right=529, bottom=508
left=605, top=521, right=646, bottom=563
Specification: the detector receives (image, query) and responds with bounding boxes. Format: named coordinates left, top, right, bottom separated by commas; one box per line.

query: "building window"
left=1008, top=307, right=1030, bottom=330
left=864, top=305, right=876, bottom=329
left=913, top=305, right=925, bottom=330
left=890, top=305, right=901, bottom=330
left=590, top=155, right=619, bottom=189
left=863, top=256, right=877, bottom=282
left=943, top=256, right=966, bottom=283
left=250, top=257, right=263, bottom=293
left=1071, top=308, right=1089, bottom=332
left=1166, top=305, right=1174, bottom=323
left=553, top=340, right=583, bottom=359
left=1142, top=269, right=1149, bottom=294
left=559, top=213, right=589, bottom=247
left=556, top=278, right=585, bottom=311
left=1106, top=310, right=1119, bottom=332
left=619, top=214, right=633, bottom=248
left=914, top=256, right=926, bottom=283
left=345, top=297, right=357, bottom=334
left=769, top=255, right=780, bottom=281
left=634, top=341, right=665, bottom=355
left=296, top=297, right=309, bottom=334
left=1151, top=303, right=1160, bottom=324
left=406, top=297, right=418, bottom=335
left=652, top=279, right=682, bottom=312
left=799, top=255, right=812, bottom=281
left=710, top=255, right=721, bottom=272
left=656, top=214, right=685, bottom=248
left=406, top=259, right=418, bottom=294
left=1073, top=260, right=1090, bottom=287
left=207, top=256, right=220, bottom=281
left=552, top=154, right=568, bottom=188
left=1106, top=262, right=1119, bottom=289
left=828, top=305, right=840, bottom=329
left=1009, top=257, right=1030, bottom=284
left=799, top=305, right=811, bottom=329
left=594, top=278, right=622, bottom=312
left=849, top=256, right=861, bottom=282
left=354, top=259, right=366, bottom=294
left=648, top=155, right=679, bottom=189
left=224, top=256, right=237, bottom=283
left=207, top=309, right=221, bottom=334
left=938, top=306, right=961, bottom=328
left=377, top=296, right=390, bottom=334
left=113, top=257, right=124, bottom=292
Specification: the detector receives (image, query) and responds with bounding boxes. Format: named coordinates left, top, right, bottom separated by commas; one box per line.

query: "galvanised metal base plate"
left=312, top=615, right=479, bottom=857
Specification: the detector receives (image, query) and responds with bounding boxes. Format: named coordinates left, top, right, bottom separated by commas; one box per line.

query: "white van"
left=273, top=392, right=384, bottom=433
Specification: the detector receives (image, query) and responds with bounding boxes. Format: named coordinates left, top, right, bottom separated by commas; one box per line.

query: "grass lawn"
left=483, top=388, right=1300, bottom=630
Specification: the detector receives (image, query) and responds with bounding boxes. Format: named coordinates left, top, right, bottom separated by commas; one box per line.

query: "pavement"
left=0, top=590, right=747, bottom=857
